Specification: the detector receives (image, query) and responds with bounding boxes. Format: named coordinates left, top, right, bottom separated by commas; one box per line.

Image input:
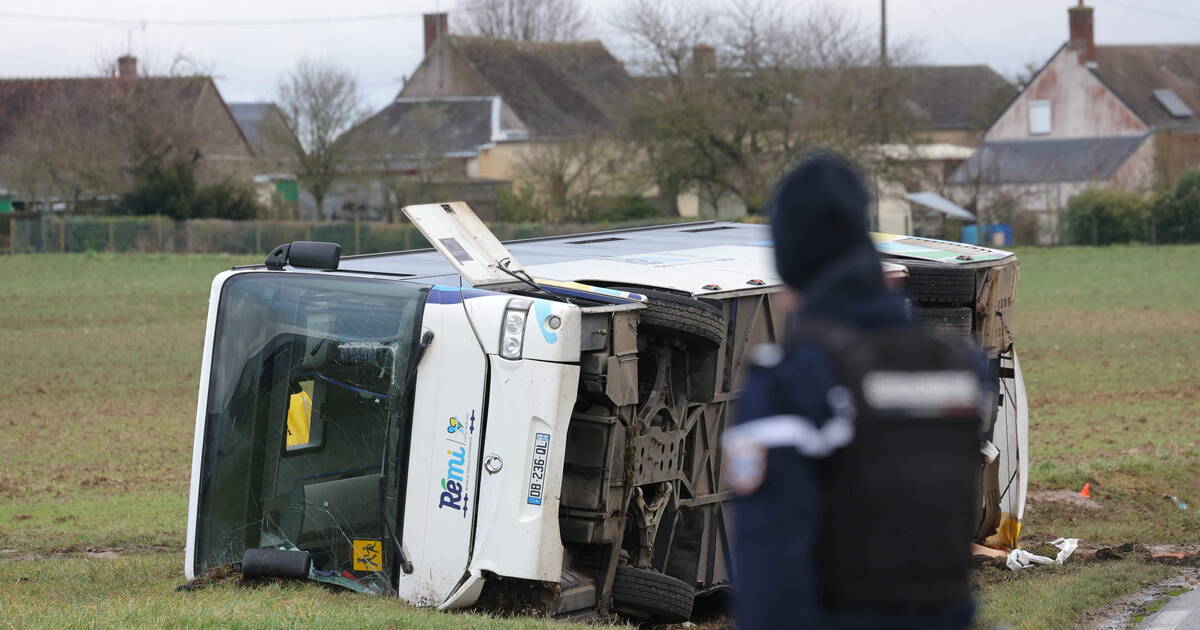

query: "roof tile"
left=448, top=36, right=633, bottom=137
left=898, top=65, right=1016, bottom=131
left=1091, top=45, right=1200, bottom=130
left=949, top=135, right=1148, bottom=184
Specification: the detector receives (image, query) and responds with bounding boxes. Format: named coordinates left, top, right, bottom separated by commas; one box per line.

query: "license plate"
left=527, top=433, right=550, bottom=505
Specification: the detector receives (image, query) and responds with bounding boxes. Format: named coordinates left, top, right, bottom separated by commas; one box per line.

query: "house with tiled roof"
left=0, top=56, right=254, bottom=213
left=950, top=2, right=1200, bottom=243
left=330, top=13, right=634, bottom=221
left=401, top=14, right=632, bottom=143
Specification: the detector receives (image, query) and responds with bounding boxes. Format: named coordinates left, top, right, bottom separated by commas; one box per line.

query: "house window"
left=1029, top=99, right=1052, bottom=135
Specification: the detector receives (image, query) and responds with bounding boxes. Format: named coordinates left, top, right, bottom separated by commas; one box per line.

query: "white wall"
left=987, top=48, right=1148, bottom=141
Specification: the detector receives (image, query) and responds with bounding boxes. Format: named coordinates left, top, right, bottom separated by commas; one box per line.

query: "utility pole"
left=878, top=0, right=891, bottom=141
left=874, top=0, right=889, bottom=229
left=880, top=0, right=887, bottom=67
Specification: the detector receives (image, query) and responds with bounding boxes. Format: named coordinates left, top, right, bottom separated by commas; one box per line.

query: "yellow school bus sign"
left=352, top=539, right=382, bottom=572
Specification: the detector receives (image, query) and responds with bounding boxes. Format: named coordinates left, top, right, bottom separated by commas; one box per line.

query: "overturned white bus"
left=185, top=202, right=1026, bottom=622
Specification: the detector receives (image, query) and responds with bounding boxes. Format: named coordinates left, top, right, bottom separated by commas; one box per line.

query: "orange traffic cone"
left=1078, top=482, right=1092, bottom=498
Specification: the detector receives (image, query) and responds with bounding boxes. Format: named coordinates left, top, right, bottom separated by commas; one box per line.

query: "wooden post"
left=354, top=218, right=361, bottom=254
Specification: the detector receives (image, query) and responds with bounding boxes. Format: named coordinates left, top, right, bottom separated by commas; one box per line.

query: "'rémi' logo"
left=438, top=445, right=467, bottom=512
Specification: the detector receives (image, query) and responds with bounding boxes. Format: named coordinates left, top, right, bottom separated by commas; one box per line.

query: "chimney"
left=424, top=13, right=448, bottom=56
left=692, top=44, right=716, bottom=75
left=117, top=55, right=137, bottom=81
left=1068, top=1, right=1095, bottom=63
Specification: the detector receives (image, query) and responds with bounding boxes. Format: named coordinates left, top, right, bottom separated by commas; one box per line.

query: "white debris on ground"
left=972, top=538, right=1082, bottom=571
left=1006, top=538, right=1080, bottom=571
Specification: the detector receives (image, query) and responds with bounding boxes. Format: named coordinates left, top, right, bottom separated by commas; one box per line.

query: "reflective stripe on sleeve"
left=722, top=414, right=855, bottom=458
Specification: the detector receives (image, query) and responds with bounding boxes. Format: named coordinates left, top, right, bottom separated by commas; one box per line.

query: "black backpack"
left=805, top=325, right=983, bottom=611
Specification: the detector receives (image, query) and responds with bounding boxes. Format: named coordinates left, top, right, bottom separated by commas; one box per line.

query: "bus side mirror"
left=264, top=241, right=341, bottom=271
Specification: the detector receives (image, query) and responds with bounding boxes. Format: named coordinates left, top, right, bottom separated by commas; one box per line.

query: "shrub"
left=121, top=158, right=260, bottom=220
left=496, top=185, right=545, bottom=223
left=591, top=195, right=664, bottom=223
left=1146, top=169, right=1200, bottom=243
left=1063, top=189, right=1147, bottom=245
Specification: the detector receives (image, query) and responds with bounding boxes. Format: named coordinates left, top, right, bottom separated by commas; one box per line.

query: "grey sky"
left=2, top=0, right=1199, bottom=111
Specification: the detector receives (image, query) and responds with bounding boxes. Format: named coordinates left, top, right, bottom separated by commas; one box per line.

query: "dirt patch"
left=1146, top=543, right=1200, bottom=567
left=1029, top=489, right=1104, bottom=511
left=176, top=564, right=247, bottom=590
left=175, top=563, right=313, bottom=592
left=1077, top=567, right=1199, bottom=630
left=0, top=544, right=178, bottom=563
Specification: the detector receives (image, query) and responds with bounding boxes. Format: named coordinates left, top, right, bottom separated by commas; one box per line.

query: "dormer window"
left=1029, top=100, right=1052, bottom=135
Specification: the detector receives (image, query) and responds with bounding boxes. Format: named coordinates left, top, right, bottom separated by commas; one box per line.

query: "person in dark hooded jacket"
left=724, top=153, right=980, bottom=630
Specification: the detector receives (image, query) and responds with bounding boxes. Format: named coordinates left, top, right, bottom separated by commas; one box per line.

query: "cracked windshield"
left=194, top=273, right=426, bottom=594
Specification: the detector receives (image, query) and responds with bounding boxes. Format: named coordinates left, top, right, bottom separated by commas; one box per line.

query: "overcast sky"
left=3, top=0, right=1199, bottom=111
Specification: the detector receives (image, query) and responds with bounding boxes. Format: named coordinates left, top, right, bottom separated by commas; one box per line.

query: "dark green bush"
left=591, top=195, right=664, bottom=223
left=1063, top=189, right=1147, bottom=245
left=121, top=159, right=260, bottom=220
left=496, top=185, right=545, bottom=223
left=1146, top=169, right=1200, bottom=243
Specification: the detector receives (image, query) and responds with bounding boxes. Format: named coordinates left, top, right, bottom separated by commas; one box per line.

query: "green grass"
left=1, top=246, right=1198, bottom=628
left=0, top=253, right=256, bottom=553
left=0, top=553, right=590, bottom=630
left=974, top=559, right=1176, bottom=630
left=1010, top=246, right=1200, bottom=545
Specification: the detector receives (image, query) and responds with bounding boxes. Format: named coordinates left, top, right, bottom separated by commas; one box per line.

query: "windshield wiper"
left=495, top=257, right=573, bottom=304
left=379, top=329, right=434, bottom=575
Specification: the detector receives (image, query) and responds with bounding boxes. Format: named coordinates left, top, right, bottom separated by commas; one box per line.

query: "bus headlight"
left=500, top=298, right=532, bottom=359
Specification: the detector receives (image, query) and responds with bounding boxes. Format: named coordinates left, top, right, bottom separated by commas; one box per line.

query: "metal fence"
left=4, top=215, right=694, bottom=255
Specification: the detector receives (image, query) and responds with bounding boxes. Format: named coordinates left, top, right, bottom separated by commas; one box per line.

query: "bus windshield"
left=193, top=272, right=426, bottom=594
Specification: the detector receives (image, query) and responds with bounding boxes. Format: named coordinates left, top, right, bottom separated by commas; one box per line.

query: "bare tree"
left=617, top=0, right=922, bottom=214
left=335, top=101, right=464, bottom=222
left=458, top=0, right=588, bottom=41
left=275, top=57, right=367, bottom=221
left=618, top=0, right=717, bottom=76
left=516, top=133, right=629, bottom=222
left=1009, top=59, right=1044, bottom=91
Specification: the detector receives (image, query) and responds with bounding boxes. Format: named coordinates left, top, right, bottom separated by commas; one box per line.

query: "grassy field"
left=1011, top=246, right=1200, bottom=545
left=0, top=554, right=589, bottom=630
left=1, top=246, right=1197, bottom=628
